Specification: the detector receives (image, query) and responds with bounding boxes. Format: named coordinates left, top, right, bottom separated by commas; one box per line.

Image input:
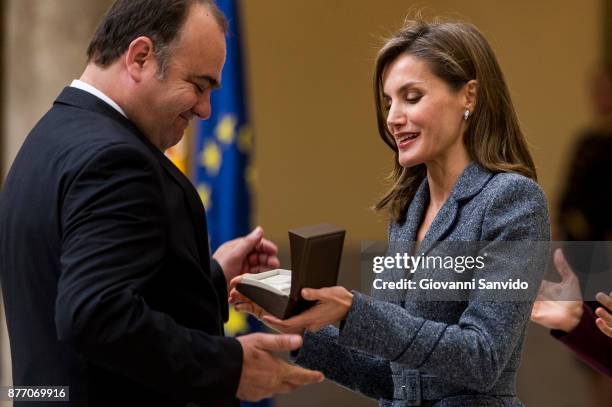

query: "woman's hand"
left=262, top=287, right=353, bottom=333
left=531, top=248, right=584, bottom=332
left=594, top=291, right=612, bottom=338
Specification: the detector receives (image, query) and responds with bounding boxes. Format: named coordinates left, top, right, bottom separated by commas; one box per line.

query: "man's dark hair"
left=87, top=0, right=227, bottom=76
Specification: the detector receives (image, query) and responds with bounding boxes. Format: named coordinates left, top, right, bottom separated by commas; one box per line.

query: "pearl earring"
left=463, top=109, right=470, bottom=121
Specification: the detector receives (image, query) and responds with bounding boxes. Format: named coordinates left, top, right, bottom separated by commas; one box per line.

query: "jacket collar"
left=448, top=160, right=494, bottom=202
left=55, top=86, right=176, bottom=175
left=401, top=161, right=493, bottom=254
left=55, top=86, right=137, bottom=135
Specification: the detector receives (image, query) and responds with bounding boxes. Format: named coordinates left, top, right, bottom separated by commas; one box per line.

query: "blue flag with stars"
left=193, top=1, right=270, bottom=406
left=195, top=0, right=252, bottom=250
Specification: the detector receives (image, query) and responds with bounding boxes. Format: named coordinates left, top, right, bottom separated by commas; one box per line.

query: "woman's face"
left=383, top=54, right=469, bottom=169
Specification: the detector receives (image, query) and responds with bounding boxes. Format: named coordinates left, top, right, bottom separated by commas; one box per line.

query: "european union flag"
left=195, top=0, right=252, bottom=251
left=193, top=1, right=270, bottom=406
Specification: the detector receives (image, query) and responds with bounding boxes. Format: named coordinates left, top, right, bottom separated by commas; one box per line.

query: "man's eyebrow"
left=382, top=81, right=422, bottom=98
left=191, top=75, right=221, bottom=89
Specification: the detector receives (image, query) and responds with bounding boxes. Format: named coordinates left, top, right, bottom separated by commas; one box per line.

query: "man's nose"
left=193, top=93, right=212, bottom=120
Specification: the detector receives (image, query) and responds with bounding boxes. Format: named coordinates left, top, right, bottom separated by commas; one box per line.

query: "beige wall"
left=5, top=1, right=598, bottom=239
left=242, top=0, right=601, bottom=244
left=0, top=0, right=114, bottom=400
left=0, top=0, right=606, bottom=406
left=2, top=0, right=113, bottom=173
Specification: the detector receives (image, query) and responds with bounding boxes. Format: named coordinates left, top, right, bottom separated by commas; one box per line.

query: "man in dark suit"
left=0, top=0, right=323, bottom=405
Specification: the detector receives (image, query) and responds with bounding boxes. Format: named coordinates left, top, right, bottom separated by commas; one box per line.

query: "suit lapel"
left=418, top=199, right=459, bottom=255
left=158, top=156, right=212, bottom=265
left=382, top=178, right=429, bottom=303
left=387, top=178, right=428, bottom=262
left=391, top=175, right=458, bottom=257
left=414, top=162, right=493, bottom=255
left=399, top=178, right=429, bottom=243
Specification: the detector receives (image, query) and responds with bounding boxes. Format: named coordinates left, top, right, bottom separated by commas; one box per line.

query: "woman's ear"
left=124, top=36, right=157, bottom=82
left=464, top=79, right=478, bottom=110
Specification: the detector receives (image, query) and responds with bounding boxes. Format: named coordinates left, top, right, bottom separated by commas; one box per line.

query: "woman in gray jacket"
left=232, top=17, right=550, bottom=407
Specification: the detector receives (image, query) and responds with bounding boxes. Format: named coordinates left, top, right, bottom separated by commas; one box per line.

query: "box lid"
left=288, top=223, right=345, bottom=300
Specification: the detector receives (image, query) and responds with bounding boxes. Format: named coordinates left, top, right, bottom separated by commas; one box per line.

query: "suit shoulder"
left=480, top=172, right=551, bottom=240
left=34, top=105, right=158, bottom=168
left=81, top=142, right=158, bottom=168
left=483, top=172, right=547, bottom=207
left=33, top=104, right=145, bottom=151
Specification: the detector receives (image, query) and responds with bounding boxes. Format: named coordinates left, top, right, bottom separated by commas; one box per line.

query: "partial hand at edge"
left=530, top=248, right=583, bottom=332
left=594, top=291, right=612, bottom=338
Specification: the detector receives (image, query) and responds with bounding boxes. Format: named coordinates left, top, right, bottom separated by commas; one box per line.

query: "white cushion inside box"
left=239, top=269, right=292, bottom=296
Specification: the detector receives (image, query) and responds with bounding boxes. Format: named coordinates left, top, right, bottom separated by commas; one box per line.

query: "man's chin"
left=170, top=129, right=188, bottom=148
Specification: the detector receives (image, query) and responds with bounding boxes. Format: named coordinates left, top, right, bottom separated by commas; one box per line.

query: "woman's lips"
left=396, top=132, right=420, bottom=150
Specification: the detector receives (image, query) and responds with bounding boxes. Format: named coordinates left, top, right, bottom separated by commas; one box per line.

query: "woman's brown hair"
left=374, top=17, right=536, bottom=223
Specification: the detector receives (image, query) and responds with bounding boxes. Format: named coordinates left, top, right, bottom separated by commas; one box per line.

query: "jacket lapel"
left=418, top=199, right=459, bottom=255
left=399, top=178, right=429, bottom=243
left=158, top=156, right=212, bottom=266
left=416, top=162, right=494, bottom=255
left=382, top=178, right=429, bottom=303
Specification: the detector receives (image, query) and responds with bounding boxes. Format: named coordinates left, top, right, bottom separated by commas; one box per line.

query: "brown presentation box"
left=236, top=224, right=345, bottom=319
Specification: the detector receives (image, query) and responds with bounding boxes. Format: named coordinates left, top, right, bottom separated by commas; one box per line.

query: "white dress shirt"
left=70, top=79, right=127, bottom=118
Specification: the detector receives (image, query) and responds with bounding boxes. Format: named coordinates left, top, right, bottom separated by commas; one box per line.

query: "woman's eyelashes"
left=383, top=90, right=424, bottom=114
left=406, top=93, right=422, bottom=103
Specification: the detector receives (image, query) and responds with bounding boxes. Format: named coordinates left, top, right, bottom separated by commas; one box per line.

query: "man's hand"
left=531, top=248, right=583, bottom=332
left=236, top=333, right=324, bottom=401
left=213, top=226, right=280, bottom=285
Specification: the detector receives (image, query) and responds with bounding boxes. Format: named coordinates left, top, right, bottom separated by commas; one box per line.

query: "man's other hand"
left=213, top=226, right=280, bottom=285
left=236, top=333, right=324, bottom=401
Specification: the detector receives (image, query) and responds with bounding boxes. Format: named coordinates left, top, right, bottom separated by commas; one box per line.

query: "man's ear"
left=124, top=36, right=157, bottom=82
left=464, top=79, right=478, bottom=110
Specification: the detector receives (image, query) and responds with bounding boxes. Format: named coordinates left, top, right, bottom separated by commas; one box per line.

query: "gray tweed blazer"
left=295, top=162, right=550, bottom=407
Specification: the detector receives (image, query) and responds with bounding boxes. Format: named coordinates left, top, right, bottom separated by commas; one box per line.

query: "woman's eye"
left=407, top=94, right=422, bottom=103
left=193, top=83, right=204, bottom=93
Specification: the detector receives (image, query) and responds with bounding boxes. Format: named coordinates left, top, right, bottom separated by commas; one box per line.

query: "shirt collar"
left=70, top=79, right=127, bottom=118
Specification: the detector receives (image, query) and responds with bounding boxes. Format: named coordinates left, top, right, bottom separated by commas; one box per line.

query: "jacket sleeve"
left=55, top=143, right=242, bottom=406
left=551, top=303, right=612, bottom=377
left=338, top=175, right=550, bottom=391
left=294, top=326, right=393, bottom=400
left=211, top=258, right=230, bottom=322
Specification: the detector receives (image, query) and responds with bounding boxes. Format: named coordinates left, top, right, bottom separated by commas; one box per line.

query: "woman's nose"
left=386, top=103, right=406, bottom=131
